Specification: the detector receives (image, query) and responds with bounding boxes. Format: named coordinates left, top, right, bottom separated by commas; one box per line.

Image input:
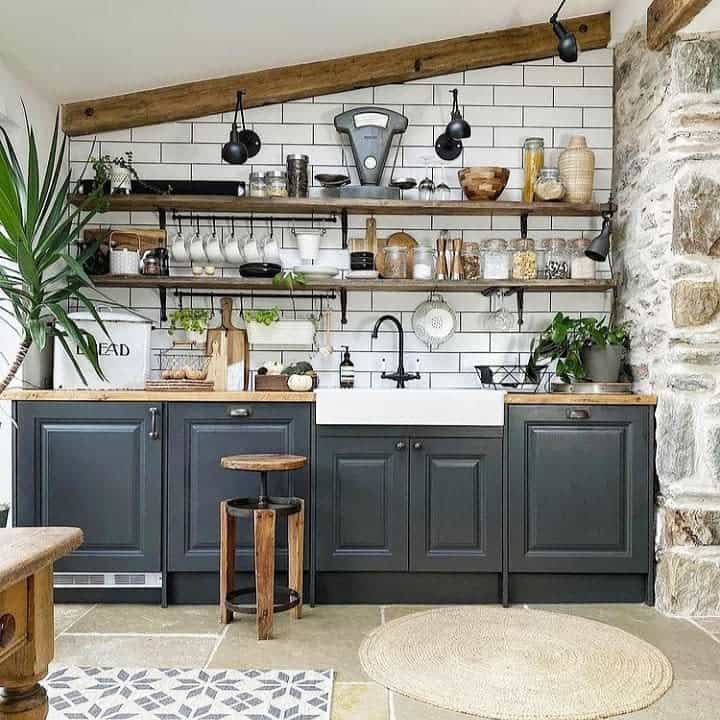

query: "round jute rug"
left=359, top=607, right=673, bottom=720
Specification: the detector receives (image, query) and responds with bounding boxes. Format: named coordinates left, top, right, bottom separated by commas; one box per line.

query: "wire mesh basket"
left=475, top=364, right=551, bottom=393
left=158, top=347, right=210, bottom=381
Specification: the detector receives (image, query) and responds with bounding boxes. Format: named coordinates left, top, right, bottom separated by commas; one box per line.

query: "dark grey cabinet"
left=410, top=437, right=501, bottom=572
left=316, top=434, right=409, bottom=571
left=506, top=405, right=652, bottom=575
left=14, top=402, right=162, bottom=573
left=167, top=403, right=311, bottom=572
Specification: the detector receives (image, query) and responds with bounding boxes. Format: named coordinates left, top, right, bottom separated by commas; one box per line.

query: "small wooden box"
left=254, top=375, right=290, bottom=392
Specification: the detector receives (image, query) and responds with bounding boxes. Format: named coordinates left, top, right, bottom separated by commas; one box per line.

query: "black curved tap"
left=370, top=314, right=421, bottom=389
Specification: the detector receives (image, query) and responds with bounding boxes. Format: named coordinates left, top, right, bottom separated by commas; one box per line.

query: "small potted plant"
left=0, top=502, right=9, bottom=528
left=527, top=313, right=630, bottom=384
left=244, top=308, right=316, bottom=347
left=169, top=308, right=210, bottom=345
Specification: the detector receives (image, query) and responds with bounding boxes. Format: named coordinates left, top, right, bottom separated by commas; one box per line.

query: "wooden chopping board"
left=207, top=297, right=250, bottom=391
left=376, top=231, right=418, bottom=277
left=83, top=227, right=167, bottom=251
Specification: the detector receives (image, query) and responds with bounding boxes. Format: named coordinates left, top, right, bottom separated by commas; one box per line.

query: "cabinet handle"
left=395, top=441, right=406, bottom=451
left=229, top=407, right=252, bottom=418
left=0, top=613, right=16, bottom=649
left=566, top=408, right=591, bottom=420
left=148, top=407, right=160, bottom=439
left=413, top=441, right=423, bottom=450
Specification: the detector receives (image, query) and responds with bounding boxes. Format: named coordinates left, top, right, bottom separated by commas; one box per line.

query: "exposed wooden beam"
left=62, top=13, right=610, bottom=136
left=647, top=0, right=712, bottom=49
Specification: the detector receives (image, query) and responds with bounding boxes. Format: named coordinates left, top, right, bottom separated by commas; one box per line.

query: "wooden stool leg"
left=288, top=500, right=304, bottom=620
left=254, top=509, right=276, bottom=641
left=219, top=501, right=235, bottom=625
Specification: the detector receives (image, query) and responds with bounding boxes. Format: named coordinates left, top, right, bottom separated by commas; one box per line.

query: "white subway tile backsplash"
left=161, top=143, right=219, bottom=164
left=494, top=86, right=553, bottom=107
left=314, top=88, right=374, bottom=104
left=523, top=107, right=582, bottom=127
left=554, top=87, right=613, bottom=108
left=569, top=48, right=613, bottom=66
left=375, top=84, right=433, bottom=105
left=524, top=66, right=583, bottom=86
left=435, top=84, right=493, bottom=106
left=554, top=127, right=613, bottom=149
left=283, top=103, right=343, bottom=124
left=101, top=141, right=161, bottom=162
left=465, top=66, right=523, bottom=85
left=463, top=147, right=522, bottom=168
left=583, top=66, right=614, bottom=87
left=464, top=106, right=523, bottom=126
left=583, top=108, right=613, bottom=128
left=132, top=123, right=192, bottom=143
left=494, top=127, right=553, bottom=148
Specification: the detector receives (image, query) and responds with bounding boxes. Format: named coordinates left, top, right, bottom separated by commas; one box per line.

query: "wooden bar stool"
left=219, top=453, right=306, bottom=640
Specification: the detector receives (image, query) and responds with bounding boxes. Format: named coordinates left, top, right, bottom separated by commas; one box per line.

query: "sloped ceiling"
left=1, top=0, right=616, bottom=103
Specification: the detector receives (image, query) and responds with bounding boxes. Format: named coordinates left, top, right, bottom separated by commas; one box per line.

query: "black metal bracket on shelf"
left=158, top=209, right=168, bottom=321
left=520, top=213, right=528, bottom=240
left=340, top=209, right=348, bottom=250
left=170, top=212, right=338, bottom=225
left=481, top=286, right=525, bottom=330
left=340, top=288, right=348, bottom=325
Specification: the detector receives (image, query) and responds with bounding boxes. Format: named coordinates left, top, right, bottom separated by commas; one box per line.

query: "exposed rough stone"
left=673, top=40, right=720, bottom=94
left=656, top=547, right=720, bottom=615
left=667, top=259, right=714, bottom=279
left=671, top=281, right=720, bottom=326
left=656, top=394, right=696, bottom=481
left=673, top=172, right=720, bottom=257
left=661, top=507, right=720, bottom=546
left=668, top=346, right=720, bottom=365
left=667, top=373, right=717, bottom=392
left=705, top=425, right=720, bottom=490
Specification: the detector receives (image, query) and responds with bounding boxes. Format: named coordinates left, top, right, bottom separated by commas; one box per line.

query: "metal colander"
left=412, top=293, right=457, bottom=348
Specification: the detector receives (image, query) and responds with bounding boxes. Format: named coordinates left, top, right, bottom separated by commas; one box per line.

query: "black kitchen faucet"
left=370, top=314, right=421, bottom=389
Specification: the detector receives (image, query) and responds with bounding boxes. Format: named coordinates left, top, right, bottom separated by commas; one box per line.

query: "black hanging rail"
left=170, top=212, right=338, bottom=225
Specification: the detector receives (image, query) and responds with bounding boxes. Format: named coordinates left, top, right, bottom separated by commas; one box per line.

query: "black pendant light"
left=222, top=91, right=262, bottom=164
left=586, top=211, right=612, bottom=261
left=446, top=88, right=471, bottom=140
left=550, top=0, right=579, bottom=63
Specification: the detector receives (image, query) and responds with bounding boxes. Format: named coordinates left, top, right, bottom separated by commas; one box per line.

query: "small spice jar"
left=512, top=238, right=537, bottom=280
left=249, top=171, right=268, bottom=198
left=265, top=170, right=288, bottom=198
left=570, top=237, right=596, bottom=279
left=535, top=238, right=549, bottom=278
left=412, top=246, right=435, bottom=280
left=534, top=168, right=566, bottom=202
left=483, top=239, right=510, bottom=280
left=545, top=238, right=571, bottom=279
left=523, top=137, right=545, bottom=203
left=383, top=246, right=408, bottom=279
left=461, top=242, right=481, bottom=280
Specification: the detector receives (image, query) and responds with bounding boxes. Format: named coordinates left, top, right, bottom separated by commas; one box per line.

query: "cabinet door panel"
left=15, top=402, right=162, bottom=572
left=316, top=436, right=408, bottom=571
left=410, top=438, right=501, bottom=572
left=507, top=406, right=650, bottom=573
left=167, top=404, right=310, bottom=572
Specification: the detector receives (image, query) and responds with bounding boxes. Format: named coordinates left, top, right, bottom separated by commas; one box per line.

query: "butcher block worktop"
left=505, top=393, right=657, bottom=405
left=2, top=389, right=316, bottom=402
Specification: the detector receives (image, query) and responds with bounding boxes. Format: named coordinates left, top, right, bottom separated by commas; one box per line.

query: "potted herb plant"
left=244, top=308, right=316, bottom=347
left=169, top=309, right=210, bottom=345
left=92, top=152, right=135, bottom=194
left=527, top=313, right=630, bottom=384
left=0, top=502, right=9, bottom=528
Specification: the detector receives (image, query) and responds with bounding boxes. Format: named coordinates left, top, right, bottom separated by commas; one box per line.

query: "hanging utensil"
left=412, top=293, right=457, bottom=349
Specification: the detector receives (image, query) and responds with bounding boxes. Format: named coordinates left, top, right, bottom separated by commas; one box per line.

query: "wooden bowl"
left=458, top=167, right=510, bottom=201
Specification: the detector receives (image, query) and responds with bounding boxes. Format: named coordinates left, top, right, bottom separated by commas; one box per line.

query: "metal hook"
left=212, top=217, right=217, bottom=235
left=210, top=294, right=215, bottom=319
left=270, top=217, right=274, bottom=239
left=250, top=215, right=254, bottom=239
left=230, top=217, right=235, bottom=238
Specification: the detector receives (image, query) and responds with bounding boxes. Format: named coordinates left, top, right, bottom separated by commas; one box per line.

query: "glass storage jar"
left=523, top=137, right=545, bottom=203
left=512, top=238, right=537, bottom=280
left=535, top=238, right=549, bottom=278
left=534, top=168, right=565, bottom=201
left=383, top=246, right=408, bottom=279
left=249, top=171, right=268, bottom=198
left=483, top=239, right=510, bottom=280
left=461, top=242, right=481, bottom=280
left=570, top=237, right=596, bottom=279
left=412, top=246, right=435, bottom=280
left=265, top=170, right=288, bottom=197
left=545, top=238, right=571, bottom=279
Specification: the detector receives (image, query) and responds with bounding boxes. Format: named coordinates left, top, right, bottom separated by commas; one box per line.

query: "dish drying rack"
left=475, top=364, right=551, bottom=393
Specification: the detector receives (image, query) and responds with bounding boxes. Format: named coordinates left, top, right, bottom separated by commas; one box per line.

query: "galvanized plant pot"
left=582, top=344, right=625, bottom=382
left=0, top=506, right=9, bottom=528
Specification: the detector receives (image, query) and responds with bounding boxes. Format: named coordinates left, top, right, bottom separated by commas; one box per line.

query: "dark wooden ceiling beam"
left=62, top=13, right=610, bottom=136
left=647, top=0, right=712, bottom=49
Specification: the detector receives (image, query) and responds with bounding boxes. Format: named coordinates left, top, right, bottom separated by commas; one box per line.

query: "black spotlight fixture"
left=550, top=0, right=579, bottom=63
left=586, top=211, right=612, bottom=262
left=435, top=88, right=469, bottom=161
left=222, top=90, right=262, bottom=165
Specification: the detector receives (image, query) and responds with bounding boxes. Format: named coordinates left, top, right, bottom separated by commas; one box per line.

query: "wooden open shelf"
left=70, top=194, right=610, bottom=218
left=93, top=275, right=615, bottom=293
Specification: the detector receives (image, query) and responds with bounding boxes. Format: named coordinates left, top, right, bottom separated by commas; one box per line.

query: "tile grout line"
left=56, top=604, right=97, bottom=638
left=204, top=624, right=231, bottom=669
left=63, top=632, right=223, bottom=639
left=687, top=618, right=720, bottom=645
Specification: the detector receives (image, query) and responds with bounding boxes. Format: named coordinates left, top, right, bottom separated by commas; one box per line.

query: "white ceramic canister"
left=109, top=247, right=140, bottom=275
left=293, top=229, right=325, bottom=263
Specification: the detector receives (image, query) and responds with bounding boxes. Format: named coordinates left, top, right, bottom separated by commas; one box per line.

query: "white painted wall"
left=0, top=56, right=57, bottom=519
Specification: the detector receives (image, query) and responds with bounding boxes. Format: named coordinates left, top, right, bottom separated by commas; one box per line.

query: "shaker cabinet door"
left=316, top=435, right=409, bottom=571
left=167, top=403, right=311, bottom=572
left=410, top=437, right=502, bottom=572
left=14, top=402, right=162, bottom=573
left=507, top=405, right=651, bottom=574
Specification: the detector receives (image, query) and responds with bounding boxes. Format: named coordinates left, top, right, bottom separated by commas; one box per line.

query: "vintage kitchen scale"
left=319, top=106, right=409, bottom=200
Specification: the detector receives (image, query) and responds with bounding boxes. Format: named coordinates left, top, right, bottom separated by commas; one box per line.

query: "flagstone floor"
left=52, top=603, right=720, bottom=719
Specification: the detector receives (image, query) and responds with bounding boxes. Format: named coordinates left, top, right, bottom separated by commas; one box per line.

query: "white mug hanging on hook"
left=170, top=224, right=190, bottom=263
left=262, top=221, right=281, bottom=264
left=205, top=223, right=225, bottom=264
left=189, top=224, right=207, bottom=263
left=223, top=222, right=246, bottom=265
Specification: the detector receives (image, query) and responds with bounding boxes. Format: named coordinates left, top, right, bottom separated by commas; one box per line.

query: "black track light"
left=222, top=91, right=262, bottom=165
left=586, top=212, right=612, bottom=262
left=550, top=0, right=579, bottom=63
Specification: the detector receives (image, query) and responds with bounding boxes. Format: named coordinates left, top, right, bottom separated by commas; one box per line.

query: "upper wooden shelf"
left=69, top=194, right=611, bottom=218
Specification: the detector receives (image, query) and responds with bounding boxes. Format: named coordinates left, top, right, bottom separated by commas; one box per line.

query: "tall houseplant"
left=0, top=107, right=108, bottom=393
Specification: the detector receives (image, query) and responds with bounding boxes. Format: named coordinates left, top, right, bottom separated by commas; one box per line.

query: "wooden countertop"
left=2, top=390, right=316, bottom=402
left=505, top=393, right=657, bottom=405
left=0, top=527, right=83, bottom=589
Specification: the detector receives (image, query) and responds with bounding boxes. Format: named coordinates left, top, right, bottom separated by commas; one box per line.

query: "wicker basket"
left=558, top=135, right=595, bottom=204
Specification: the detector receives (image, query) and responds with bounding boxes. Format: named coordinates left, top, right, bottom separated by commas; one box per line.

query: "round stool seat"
left=226, top=496, right=303, bottom=518
left=221, top=454, right=307, bottom=472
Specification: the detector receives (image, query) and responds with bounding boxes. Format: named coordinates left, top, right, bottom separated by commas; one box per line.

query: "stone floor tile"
left=694, top=617, right=720, bottom=637
left=392, top=692, right=473, bottom=720
left=382, top=605, right=439, bottom=623
left=209, top=605, right=381, bottom=681
left=54, top=634, right=218, bottom=668
left=68, top=604, right=222, bottom=635
left=332, top=683, right=388, bottom=720
left=54, top=604, right=94, bottom=635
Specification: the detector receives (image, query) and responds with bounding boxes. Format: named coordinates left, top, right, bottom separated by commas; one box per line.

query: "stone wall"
left=614, top=28, right=720, bottom=614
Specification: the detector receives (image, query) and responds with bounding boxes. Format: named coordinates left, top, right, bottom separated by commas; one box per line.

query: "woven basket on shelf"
left=558, top=135, right=595, bottom=204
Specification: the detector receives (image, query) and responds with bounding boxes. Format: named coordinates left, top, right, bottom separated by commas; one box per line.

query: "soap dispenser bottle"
left=339, top=346, right=355, bottom=389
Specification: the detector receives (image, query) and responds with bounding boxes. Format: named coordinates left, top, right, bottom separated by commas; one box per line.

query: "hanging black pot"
left=435, top=133, right=463, bottom=161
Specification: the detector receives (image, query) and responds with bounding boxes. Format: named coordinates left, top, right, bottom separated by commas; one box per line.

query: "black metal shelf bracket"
left=520, top=213, right=528, bottom=240
left=341, top=209, right=348, bottom=250
left=340, top=288, right=348, bottom=325
left=158, top=209, right=168, bottom=321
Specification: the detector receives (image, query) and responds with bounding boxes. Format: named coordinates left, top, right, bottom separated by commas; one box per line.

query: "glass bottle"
left=461, top=242, right=481, bottom=280
left=523, top=137, right=545, bottom=203
left=545, top=238, right=571, bottom=279
left=412, top=246, right=435, bottom=280
left=383, top=246, right=408, bottom=279
left=483, top=238, right=510, bottom=280
left=570, top=237, right=596, bottom=279
left=512, top=238, right=537, bottom=280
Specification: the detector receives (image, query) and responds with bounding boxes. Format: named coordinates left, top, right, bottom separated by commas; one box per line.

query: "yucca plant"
left=0, top=106, right=108, bottom=393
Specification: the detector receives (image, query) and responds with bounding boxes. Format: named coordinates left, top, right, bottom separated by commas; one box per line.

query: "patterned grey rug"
left=46, top=665, right=333, bottom=719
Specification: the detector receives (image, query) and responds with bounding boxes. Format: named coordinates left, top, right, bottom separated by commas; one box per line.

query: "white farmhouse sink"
left=315, top=389, right=506, bottom=426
